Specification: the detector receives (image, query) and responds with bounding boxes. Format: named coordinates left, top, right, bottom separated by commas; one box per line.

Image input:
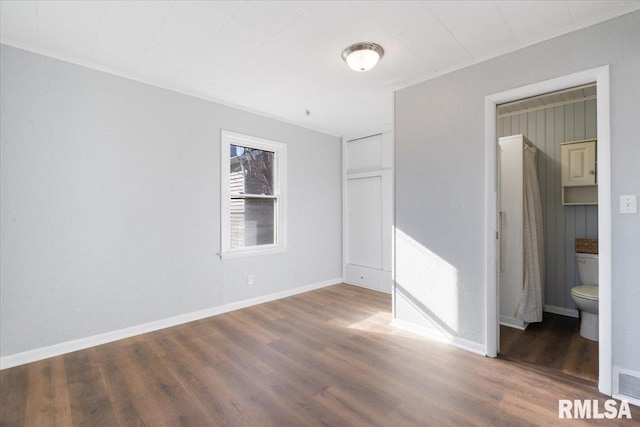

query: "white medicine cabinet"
left=561, top=139, right=597, bottom=205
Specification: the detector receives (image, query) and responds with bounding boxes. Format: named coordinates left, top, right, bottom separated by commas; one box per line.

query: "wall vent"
left=613, top=367, right=640, bottom=407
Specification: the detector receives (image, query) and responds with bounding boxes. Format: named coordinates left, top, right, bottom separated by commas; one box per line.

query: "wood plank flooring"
left=500, top=313, right=599, bottom=384
left=1, top=284, right=637, bottom=426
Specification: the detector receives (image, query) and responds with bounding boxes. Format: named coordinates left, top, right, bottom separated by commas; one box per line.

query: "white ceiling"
left=1, top=1, right=639, bottom=136
left=498, top=83, right=596, bottom=115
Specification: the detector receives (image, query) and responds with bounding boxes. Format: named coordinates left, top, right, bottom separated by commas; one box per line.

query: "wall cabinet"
left=561, top=139, right=597, bottom=205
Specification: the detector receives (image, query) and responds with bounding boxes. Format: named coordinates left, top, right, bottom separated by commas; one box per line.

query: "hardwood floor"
left=500, top=313, right=599, bottom=384
left=2, top=284, right=637, bottom=426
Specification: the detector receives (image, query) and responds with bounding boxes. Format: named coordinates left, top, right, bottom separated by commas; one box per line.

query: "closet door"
left=348, top=176, right=382, bottom=269
left=343, top=132, right=392, bottom=292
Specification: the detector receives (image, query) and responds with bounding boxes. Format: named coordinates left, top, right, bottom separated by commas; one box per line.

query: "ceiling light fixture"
left=341, top=43, right=384, bottom=72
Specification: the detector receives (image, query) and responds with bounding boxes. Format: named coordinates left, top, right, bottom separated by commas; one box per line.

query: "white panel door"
left=348, top=176, right=382, bottom=269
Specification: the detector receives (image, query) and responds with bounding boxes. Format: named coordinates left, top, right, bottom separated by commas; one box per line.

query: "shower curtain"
left=516, top=144, right=544, bottom=323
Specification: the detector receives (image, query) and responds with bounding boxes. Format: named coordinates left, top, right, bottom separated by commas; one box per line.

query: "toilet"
left=570, top=252, right=599, bottom=341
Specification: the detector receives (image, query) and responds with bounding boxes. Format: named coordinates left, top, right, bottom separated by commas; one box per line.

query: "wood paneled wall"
left=498, top=99, right=598, bottom=311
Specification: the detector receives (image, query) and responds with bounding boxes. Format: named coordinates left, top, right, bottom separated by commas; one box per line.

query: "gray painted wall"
left=498, top=99, right=598, bottom=311
left=395, top=11, right=640, bottom=371
left=0, top=45, right=342, bottom=357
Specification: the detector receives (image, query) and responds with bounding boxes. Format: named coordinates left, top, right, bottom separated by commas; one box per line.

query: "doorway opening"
left=484, top=66, right=612, bottom=396
left=497, top=85, right=599, bottom=384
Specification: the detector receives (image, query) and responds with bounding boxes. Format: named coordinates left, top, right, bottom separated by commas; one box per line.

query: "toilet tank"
left=576, top=253, right=599, bottom=286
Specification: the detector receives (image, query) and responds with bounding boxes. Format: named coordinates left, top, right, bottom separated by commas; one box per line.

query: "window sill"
left=219, top=245, right=287, bottom=260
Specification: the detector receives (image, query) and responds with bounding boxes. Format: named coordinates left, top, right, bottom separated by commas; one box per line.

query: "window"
left=220, top=131, right=287, bottom=258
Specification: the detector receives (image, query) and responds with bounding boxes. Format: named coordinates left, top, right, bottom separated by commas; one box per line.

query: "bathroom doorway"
left=484, top=66, right=613, bottom=396
left=496, top=84, right=599, bottom=383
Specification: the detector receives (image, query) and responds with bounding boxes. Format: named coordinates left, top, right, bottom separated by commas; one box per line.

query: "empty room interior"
left=1, top=1, right=640, bottom=425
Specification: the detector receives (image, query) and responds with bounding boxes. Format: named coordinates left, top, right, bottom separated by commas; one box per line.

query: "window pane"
left=230, top=145, right=274, bottom=195
left=230, top=198, right=275, bottom=249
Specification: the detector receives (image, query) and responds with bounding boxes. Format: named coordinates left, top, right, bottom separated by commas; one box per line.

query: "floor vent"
left=613, top=367, right=640, bottom=406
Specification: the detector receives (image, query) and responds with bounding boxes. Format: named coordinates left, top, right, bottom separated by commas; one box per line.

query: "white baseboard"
left=544, top=305, right=579, bottom=318
left=612, top=394, right=640, bottom=410
left=390, top=319, right=486, bottom=356
left=500, top=315, right=528, bottom=330
left=613, top=394, right=640, bottom=409
left=345, top=281, right=392, bottom=294
left=0, top=277, right=342, bottom=370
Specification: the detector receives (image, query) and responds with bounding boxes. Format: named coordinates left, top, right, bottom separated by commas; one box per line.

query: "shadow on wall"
left=394, top=228, right=459, bottom=337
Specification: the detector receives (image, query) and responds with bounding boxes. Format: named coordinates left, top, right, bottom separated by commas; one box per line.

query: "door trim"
left=484, top=65, right=612, bottom=396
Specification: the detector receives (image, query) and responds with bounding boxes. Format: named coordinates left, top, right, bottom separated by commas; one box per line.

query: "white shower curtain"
left=516, top=144, right=544, bottom=323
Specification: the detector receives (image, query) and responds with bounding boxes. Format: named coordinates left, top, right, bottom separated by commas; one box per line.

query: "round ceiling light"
left=341, top=43, right=384, bottom=72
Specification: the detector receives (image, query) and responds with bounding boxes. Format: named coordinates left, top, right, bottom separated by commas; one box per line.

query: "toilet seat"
left=571, top=285, right=598, bottom=301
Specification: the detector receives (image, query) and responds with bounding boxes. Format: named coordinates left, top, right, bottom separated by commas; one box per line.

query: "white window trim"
left=220, top=130, right=287, bottom=259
